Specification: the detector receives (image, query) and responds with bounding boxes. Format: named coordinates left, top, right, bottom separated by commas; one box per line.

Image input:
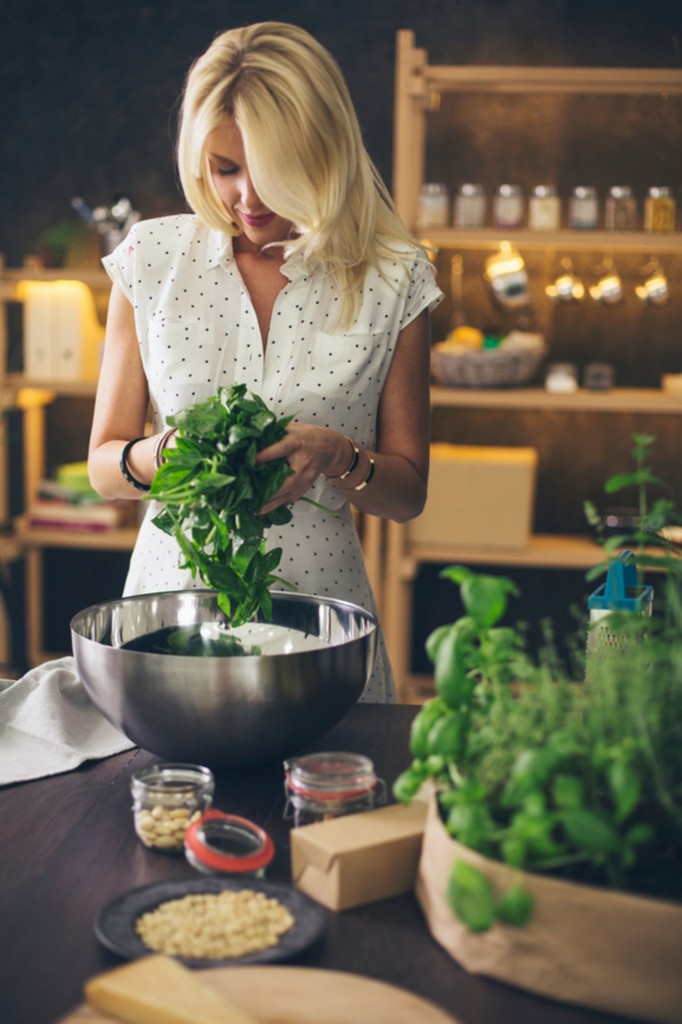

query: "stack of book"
left=27, top=462, right=137, bottom=532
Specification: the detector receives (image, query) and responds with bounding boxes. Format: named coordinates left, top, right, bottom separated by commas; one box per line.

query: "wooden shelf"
left=387, top=34, right=682, bottom=702
left=5, top=375, right=99, bottom=398
left=430, top=385, right=682, bottom=414
left=1, top=266, right=109, bottom=290
left=400, top=533, right=605, bottom=573
left=15, top=518, right=138, bottom=552
left=418, top=65, right=682, bottom=96
left=419, top=228, right=682, bottom=255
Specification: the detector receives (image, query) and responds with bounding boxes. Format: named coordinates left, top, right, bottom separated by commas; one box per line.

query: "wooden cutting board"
left=63, top=964, right=460, bottom=1024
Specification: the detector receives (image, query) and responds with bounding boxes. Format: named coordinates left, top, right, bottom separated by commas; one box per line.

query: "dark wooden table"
left=0, top=704, right=629, bottom=1024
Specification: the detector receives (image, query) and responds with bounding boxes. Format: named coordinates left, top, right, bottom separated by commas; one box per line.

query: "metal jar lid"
left=184, top=810, right=275, bottom=875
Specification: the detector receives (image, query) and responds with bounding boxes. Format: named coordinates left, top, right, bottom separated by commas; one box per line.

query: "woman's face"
left=205, top=117, right=293, bottom=252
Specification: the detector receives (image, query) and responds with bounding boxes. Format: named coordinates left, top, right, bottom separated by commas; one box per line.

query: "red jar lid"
left=184, top=810, right=275, bottom=875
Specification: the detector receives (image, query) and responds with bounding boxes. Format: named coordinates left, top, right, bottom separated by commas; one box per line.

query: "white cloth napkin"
left=0, top=656, right=134, bottom=786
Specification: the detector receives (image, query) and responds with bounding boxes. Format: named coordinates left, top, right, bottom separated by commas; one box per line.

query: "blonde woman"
left=88, top=22, right=442, bottom=702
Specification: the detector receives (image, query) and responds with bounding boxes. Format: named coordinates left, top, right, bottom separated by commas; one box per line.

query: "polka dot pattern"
left=102, top=215, right=443, bottom=703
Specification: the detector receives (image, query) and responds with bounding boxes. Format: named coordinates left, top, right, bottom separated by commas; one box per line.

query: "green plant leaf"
left=427, top=709, right=468, bottom=760
left=460, top=573, right=518, bottom=628
left=552, top=774, right=584, bottom=811
left=447, top=859, right=496, bottom=933
left=607, top=761, right=641, bottom=823
left=560, top=809, right=620, bottom=854
left=496, top=883, right=535, bottom=927
left=434, top=620, right=476, bottom=708
left=409, top=698, right=448, bottom=759
left=392, top=764, right=429, bottom=804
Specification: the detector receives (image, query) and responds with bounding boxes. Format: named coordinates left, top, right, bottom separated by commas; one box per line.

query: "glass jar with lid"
left=185, top=810, right=275, bottom=877
left=283, top=751, right=386, bottom=828
left=453, top=183, right=486, bottom=228
left=131, top=762, right=214, bottom=853
left=492, top=184, right=524, bottom=229
left=605, top=186, right=637, bottom=231
left=416, top=182, right=450, bottom=229
left=568, top=186, right=599, bottom=230
left=528, top=185, right=561, bottom=231
left=644, top=187, right=676, bottom=233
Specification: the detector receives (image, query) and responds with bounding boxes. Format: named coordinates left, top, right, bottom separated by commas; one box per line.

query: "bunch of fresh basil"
left=148, top=383, right=300, bottom=628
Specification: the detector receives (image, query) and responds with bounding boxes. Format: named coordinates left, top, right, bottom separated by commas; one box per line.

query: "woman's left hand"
left=255, top=423, right=346, bottom=514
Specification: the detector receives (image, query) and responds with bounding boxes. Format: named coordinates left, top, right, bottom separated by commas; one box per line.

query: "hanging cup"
left=484, top=242, right=530, bottom=309
left=635, top=260, right=670, bottom=305
left=588, top=259, right=623, bottom=306
left=545, top=257, right=585, bottom=304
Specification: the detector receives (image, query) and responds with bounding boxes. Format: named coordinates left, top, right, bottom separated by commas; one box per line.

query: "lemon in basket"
left=438, top=325, right=484, bottom=350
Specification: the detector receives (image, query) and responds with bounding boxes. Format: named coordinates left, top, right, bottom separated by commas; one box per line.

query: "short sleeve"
left=101, top=224, right=140, bottom=301
left=400, top=251, right=444, bottom=330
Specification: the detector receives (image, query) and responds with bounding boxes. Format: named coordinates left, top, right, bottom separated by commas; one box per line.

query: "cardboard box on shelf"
left=290, top=800, right=428, bottom=911
left=408, top=443, right=538, bottom=550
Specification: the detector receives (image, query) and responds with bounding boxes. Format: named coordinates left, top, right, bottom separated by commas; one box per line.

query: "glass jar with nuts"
left=131, top=763, right=215, bottom=853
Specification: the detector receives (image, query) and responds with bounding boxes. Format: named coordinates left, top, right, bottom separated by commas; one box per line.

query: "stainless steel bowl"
left=71, top=590, right=377, bottom=768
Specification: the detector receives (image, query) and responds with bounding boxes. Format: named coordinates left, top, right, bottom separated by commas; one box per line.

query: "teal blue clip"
left=587, top=550, right=654, bottom=613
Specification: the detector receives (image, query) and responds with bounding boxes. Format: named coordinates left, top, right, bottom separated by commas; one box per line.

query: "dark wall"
left=2, top=0, right=681, bottom=266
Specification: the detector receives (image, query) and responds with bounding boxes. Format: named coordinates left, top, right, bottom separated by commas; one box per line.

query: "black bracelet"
left=120, top=436, right=150, bottom=492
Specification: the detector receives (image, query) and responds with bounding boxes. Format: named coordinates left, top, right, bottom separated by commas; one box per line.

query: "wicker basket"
left=431, top=340, right=547, bottom=389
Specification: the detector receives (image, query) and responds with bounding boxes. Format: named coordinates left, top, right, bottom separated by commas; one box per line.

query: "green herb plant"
left=394, top=434, right=682, bottom=933
left=148, top=383, right=331, bottom=631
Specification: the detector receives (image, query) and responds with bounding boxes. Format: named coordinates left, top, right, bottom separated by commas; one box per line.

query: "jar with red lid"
left=283, top=751, right=386, bottom=828
left=185, top=810, right=275, bottom=877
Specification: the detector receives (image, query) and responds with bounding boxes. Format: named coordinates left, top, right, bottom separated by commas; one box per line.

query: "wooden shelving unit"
left=384, top=31, right=682, bottom=702
left=0, top=259, right=141, bottom=667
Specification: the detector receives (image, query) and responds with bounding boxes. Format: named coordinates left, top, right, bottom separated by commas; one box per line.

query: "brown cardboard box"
left=407, top=443, right=537, bottom=550
left=290, top=801, right=428, bottom=911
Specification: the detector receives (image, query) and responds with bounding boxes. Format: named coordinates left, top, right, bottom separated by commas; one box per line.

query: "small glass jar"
left=604, top=186, right=637, bottom=231
left=568, top=185, right=599, bottom=230
left=283, top=751, right=386, bottom=828
left=492, top=184, right=524, bottom=229
left=453, top=183, right=486, bottom=228
left=416, top=182, right=450, bottom=229
left=528, top=185, right=561, bottom=231
left=185, top=810, right=274, bottom=877
left=644, top=186, right=676, bottom=233
left=131, top=762, right=214, bottom=853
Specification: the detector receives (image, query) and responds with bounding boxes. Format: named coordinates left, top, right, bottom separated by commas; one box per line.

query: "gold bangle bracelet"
left=326, top=435, right=360, bottom=481
left=353, top=453, right=376, bottom=491
left=153, top=427, right=176, bottom=471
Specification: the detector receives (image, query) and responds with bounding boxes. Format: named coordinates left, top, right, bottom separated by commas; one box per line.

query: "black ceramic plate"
left=94, top=876, right=326, bottom=968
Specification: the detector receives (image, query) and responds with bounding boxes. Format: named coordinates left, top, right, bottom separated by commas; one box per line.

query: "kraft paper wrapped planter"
left=416, top=796, right=682, bottom=1024
left=407, top=444, right=537, bottom=550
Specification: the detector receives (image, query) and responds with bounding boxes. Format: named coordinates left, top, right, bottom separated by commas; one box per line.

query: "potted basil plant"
left=394, top=434, right=682, bottom=1023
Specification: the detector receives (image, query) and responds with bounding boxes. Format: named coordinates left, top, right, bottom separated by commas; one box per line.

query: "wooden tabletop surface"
left=0, top=703, right=628, bottom=1024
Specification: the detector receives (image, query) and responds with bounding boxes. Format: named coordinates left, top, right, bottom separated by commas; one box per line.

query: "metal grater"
left=585, top=550, right=654, bottom=680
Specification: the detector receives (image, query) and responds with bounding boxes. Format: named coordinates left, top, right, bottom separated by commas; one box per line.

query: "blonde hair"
left=177, top=21, right=420, bottom=324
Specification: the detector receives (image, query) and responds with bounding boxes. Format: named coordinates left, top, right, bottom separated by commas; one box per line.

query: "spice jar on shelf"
left=568, top=185, right=599, bottom=230
left=604, top=185, right=637, bottom=231
left=453, top=183, right=486, bottom=228
left=644, top=187, right=676, bottom=233
left=131, top=762, right=214, bottom=853
left=416, top=182, right=450, bottom=229
left=492, top=184, right=524, bottom=229
left=283, top=751, right=386, bottom=828
left=528, top=185, right=561, bottom=231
